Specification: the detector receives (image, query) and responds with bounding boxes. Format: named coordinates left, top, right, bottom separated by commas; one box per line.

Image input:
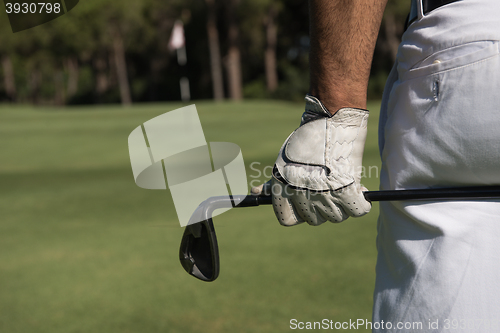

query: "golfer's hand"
left=252, top=95, right=371, bottom=226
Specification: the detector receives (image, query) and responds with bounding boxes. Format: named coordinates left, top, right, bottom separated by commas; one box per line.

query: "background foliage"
left=0, top=0, right=409, bottom=105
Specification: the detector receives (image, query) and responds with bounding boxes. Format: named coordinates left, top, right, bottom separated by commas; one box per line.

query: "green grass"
left=0, top=100, right=382, bottom=333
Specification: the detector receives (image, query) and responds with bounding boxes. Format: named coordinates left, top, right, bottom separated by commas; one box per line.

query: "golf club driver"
left=179, top=185, right=500, bottom=282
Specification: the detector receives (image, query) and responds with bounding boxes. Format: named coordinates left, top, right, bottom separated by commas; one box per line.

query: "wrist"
left=304, top=94, right=368, bottom=127
left=308, top=88, right=367, bottom=113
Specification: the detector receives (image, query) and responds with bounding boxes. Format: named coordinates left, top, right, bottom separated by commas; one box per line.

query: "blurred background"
left=1, top=1, right=410, bottom=332
left=0, top=0, right=409, bottom=105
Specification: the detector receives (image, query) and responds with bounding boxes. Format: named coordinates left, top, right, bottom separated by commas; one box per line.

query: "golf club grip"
left=238, top=186, right=500, bottom=207
left=365, top=186, right=500, bottom=201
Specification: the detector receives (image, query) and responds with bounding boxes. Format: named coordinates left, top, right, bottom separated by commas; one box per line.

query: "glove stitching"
left=325, top=117, right=331, bottom=173
left=333, top=204, right=343, bottom=222
left=285, top=197, right=300, bottom=225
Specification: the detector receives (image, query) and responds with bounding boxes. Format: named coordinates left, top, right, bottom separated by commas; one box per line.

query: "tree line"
left=0, top=0, right=409, bottom=105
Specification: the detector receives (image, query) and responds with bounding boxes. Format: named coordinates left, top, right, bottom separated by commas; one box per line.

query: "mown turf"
left=0, top=100, right=382, bottom=332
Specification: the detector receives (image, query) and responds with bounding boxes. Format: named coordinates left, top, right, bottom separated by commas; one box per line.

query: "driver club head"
left=179, top=218, right=220, bottom=282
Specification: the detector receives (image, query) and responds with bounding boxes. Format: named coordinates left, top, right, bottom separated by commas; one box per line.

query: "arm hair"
left=309, top=0, right=388, bottom=112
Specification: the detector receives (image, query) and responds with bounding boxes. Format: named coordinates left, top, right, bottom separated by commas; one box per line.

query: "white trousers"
left=374, top=1, right=500, bottom=332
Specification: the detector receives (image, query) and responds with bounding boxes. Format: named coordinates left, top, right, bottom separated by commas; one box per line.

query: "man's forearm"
left=309, top=0, right=388, bottom=112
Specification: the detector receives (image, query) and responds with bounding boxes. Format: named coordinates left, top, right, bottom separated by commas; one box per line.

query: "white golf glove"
left=252, top=95, right=371, bottom=226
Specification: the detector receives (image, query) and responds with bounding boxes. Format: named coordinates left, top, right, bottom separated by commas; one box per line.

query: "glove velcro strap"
left=272, top=165, right=353, bottom=193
